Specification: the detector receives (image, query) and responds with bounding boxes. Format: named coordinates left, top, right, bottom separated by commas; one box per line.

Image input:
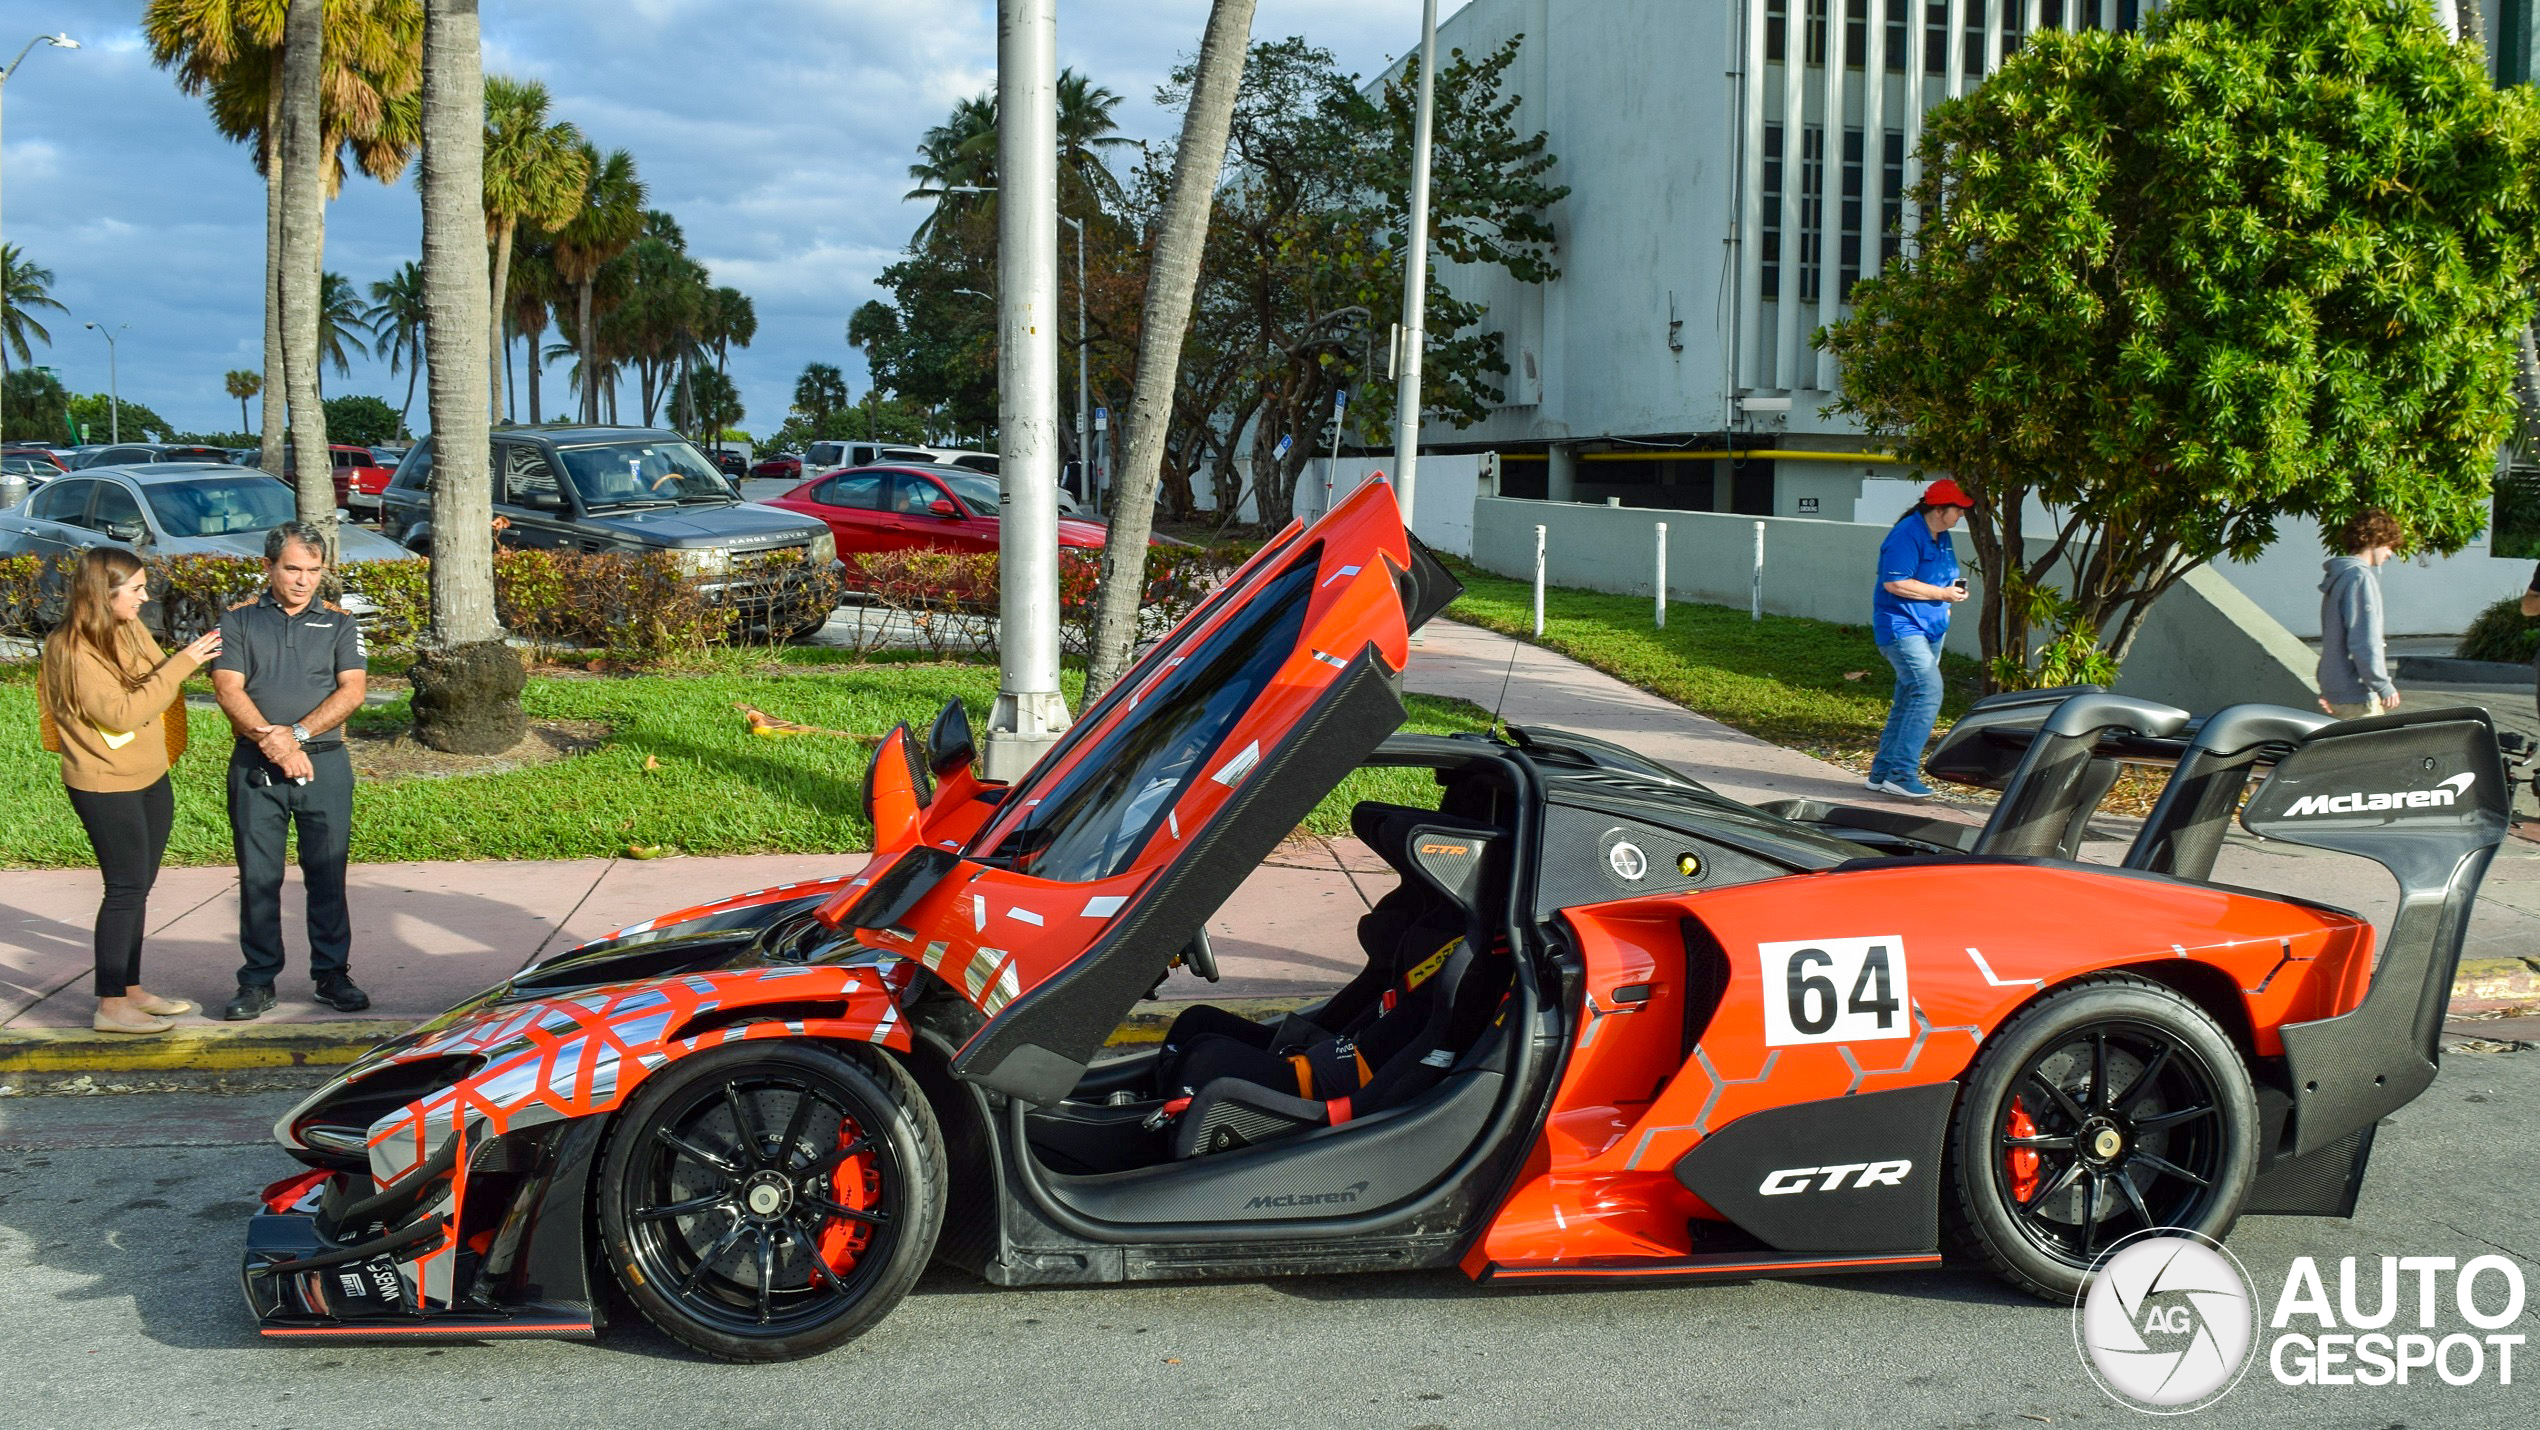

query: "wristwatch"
left=291, top=722, right=310, bottom=744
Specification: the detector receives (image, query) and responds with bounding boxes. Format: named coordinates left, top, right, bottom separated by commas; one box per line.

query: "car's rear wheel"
left=597, top=1041, right=944, bottom=1361
left=1943, top=975, right=2257, bottom=1302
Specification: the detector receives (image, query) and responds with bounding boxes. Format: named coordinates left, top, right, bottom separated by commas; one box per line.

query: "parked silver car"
left=0, top=463, right=414, bottom=632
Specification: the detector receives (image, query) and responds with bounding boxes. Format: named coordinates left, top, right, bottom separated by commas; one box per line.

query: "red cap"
left=1922, top=478, right=1976, bottom=509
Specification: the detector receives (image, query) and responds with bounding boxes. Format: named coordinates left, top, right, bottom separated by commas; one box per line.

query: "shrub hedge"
left=844, top=541, right=1256, bottom=660
left=2456, top=594, right=2540, bottom=664
left=0, top=548, right=841, bottom=664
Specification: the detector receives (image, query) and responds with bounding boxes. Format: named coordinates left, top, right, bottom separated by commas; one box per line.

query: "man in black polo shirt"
left=210, top=521, right=370, bottom=1020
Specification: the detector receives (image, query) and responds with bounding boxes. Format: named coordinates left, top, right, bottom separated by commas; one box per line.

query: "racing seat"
left=1158, top=809, right=1510, bottom=1159
left=1153, top=799, right=1483, bottom=1090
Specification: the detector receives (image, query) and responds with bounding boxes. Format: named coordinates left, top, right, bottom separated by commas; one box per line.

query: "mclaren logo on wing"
left=2281, top=771, right=2474, bottom=817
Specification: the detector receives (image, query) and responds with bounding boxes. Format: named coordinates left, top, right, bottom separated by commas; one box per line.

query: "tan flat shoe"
left=131, top=995, right=198, bottom=1018
left=92, top=1010, right=172, bottom=1036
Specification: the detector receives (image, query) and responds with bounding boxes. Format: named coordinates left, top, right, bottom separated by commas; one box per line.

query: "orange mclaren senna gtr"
left=241, top=481, right=2510, bottom=1360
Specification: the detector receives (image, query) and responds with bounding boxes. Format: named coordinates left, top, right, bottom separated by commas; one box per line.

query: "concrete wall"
left=1296, top=456, right=1482, bottom=557
left=1470, top=497, right=2322, bottom=713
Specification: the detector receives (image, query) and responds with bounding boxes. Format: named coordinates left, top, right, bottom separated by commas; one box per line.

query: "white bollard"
left=1751, top=520, right=1766, bottom=623
left=1533, top=524, right=1547, bottom=637
left=1654, top=522, right=1668, bottom=629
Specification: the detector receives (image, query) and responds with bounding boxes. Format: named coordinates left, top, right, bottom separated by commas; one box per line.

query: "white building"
left=1411, top=0, right=2539, bottom=635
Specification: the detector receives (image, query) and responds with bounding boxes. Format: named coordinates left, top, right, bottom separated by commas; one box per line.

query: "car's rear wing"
left=1924, top=688, right=2509, bottom=1156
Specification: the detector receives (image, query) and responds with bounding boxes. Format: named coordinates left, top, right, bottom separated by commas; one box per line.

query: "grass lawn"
left=1441, top=558, right=1984, bottom=765
left=0, top=653, right=1491, bottom=870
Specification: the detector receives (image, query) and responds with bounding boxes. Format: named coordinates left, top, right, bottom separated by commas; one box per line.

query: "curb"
left=2394, top=654, right=2536, bottom=687
left=0, top=998, right=1320, bottom=1094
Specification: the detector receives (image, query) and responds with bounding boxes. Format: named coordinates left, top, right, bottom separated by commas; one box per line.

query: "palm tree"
left=480, top=74, right=587, bottom=424
left=315, top=270, right=367, bottom=394
left=550, top=143, right=645, bottom=424
left=277, top=0, right=334, bottom=534
left=412, top=0, right=520, bottom=753
left=145, top=0, right=420, bottom=486
left=703, top=285, right=755, bottom=375
left=225, top=369, right=263, bottom=435
left=506, top=239, right=561, bottom=422
left=0, top=244, right=66, bottom=376
left=364, top=260, right=428, bottom=422
left=1057, top=69, right=1132, bottom=212
left=794, top=362, right=850, bottom=426
left=1086, top=0, right=1258, bottom=695
left=905, top=70, right=1127, bottom=247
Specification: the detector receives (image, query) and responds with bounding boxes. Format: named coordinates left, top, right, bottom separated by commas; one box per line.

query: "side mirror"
left=928, top=697, right=976, bottom=778
left=929, top=498, right=961, bottom=518
left=104, top=520, right=148, bottom=544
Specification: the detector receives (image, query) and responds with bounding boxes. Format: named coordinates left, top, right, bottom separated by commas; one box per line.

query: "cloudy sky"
left=0, top=0, right=1458, bottom=439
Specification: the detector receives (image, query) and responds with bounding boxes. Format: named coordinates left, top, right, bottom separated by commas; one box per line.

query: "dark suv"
left=380, top=427, right=841, bottom=636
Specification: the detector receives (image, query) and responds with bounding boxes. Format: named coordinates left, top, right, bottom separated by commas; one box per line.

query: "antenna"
left=1488, top=629, right=1522, bottom=740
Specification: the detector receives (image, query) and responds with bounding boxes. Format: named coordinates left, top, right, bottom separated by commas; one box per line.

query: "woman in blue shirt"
left=1867, top=479, right=1974, bottom=798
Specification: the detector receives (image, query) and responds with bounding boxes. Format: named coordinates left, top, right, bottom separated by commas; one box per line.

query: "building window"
left=1846, top=0, right=1868, bottom=65
left=2495, top=464, right=2540, bottom=560
left=1888, top=0, right=1910, bottom=71
left=1800, top=123, right=1826, bottom=304
left=1808, top=0, right=1829, bottom=66
left=1839, top=127, right=1865, bottom=300
left=1926, top=1, right=1948, bottom=74
left=1881, top=130, right=1906, bottom=269
left=1762, top=123, right=1784, bottom=301
left=1767, top=0, right=1788, bottom=63
left=1965, top=0, right=1988, bottom=78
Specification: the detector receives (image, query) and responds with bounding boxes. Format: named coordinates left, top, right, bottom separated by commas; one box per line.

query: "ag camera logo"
left=2074, top=1232, right=2257, bottom=1414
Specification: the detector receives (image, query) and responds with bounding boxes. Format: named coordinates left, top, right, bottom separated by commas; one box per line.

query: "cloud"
left=3, top=0, right=1445, bottom=438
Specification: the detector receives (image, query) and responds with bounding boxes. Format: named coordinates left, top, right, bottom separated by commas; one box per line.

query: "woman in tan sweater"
left=37, top=549, right=224, bottom=1034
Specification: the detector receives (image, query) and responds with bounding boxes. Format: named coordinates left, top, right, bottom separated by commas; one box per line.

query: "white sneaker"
left=1875, top=778, right=1935, bottom=800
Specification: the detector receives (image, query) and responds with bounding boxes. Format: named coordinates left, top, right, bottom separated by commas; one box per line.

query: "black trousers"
left=227, top=742, right=354, bottom=989
left=64, top=776, right=175, bottom=998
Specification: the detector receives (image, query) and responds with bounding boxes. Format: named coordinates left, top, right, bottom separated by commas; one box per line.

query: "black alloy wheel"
left=598, top=1041, right=944, bottom=1361
left=1944, top=976, right=2257, bottom=1302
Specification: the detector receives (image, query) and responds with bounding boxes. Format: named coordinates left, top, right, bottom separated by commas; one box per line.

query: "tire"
left=597, top=1041, right=945, bottom=1361
left=1942, top=975, right=2258, bottom=1302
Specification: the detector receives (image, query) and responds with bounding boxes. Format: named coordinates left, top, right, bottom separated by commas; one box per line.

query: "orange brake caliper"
left=2005, top=1096, right=2041, bottom=1203
left=815, top=1119, right=881, bottom=1274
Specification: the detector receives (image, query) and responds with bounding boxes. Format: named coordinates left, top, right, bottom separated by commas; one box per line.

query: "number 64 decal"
left=1758, top=936, right=1912, bottom=1047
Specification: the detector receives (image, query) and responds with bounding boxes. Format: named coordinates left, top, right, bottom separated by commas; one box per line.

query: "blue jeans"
left=1872, top=633, right=1944, bottom=785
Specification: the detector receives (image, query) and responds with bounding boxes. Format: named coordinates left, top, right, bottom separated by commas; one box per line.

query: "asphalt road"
left=1, top=1050, right=2533, bottom=1430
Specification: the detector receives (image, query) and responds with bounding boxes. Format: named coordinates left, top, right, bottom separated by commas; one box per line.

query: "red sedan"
left=749, top=452, right=803, bottom=481
left=283, top=443, right=396, bottom=512
left=760, top=463, right=1110, bottom=563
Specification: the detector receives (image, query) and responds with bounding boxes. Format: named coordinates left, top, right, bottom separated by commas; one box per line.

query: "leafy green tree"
left=69, top=393, right=175, bottom=442
left=2, top=368, right=71, bottom=442
left=322, top=393, right=405, bottom=446
left=1, top=244, right=65, bottom=376
left=316, top=270, right=367, bottom=395
left=1820, top=0, right=2540, bottom=687
left=790, top=361, right=851, bottom=428
left=551, top=143, right=646, bottom=422
left=674, top=365, right=742, bottom=446
left=481, top=74, right=587, bottom=424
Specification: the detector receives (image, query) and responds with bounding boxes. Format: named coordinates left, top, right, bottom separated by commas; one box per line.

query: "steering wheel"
left=1178, top=925, right=1221, bottom=983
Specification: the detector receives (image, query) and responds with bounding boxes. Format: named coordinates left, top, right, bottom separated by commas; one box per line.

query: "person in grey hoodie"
left=2317, top=508, right=2403, bottom=718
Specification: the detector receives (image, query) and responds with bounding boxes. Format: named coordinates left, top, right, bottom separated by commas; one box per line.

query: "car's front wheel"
left=597, top=1041, right=944, bottom=1361
left=1943, top=975, right=2258, bottom=1302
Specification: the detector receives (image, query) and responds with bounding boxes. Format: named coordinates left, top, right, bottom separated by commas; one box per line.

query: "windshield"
left=936, top=469, right=1003, bottom=513
left=144, top=475, right=298, bottom=538
left=991, top=550, right=1317, bottom=882
left=553, top=440, right=735, bottom=509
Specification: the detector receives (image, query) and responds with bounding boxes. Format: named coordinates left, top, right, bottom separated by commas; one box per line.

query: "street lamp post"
left=1061, top=213, right=1089, bottom=511
left=1389, top=0, right=1440, bottom=530
left=984, top=0, right=1068, bottom=781
left=83, top=320, right=124, bottom=442
left=0, top=31, right=78, bottom=450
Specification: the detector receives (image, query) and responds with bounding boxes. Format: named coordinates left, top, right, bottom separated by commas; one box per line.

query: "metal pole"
left=983, top=0, right=1068, bottom=781
left=106, top=330, right=117, bottom=441
left=1751, top=519, right=1766, bottom=622
left=1065, top=214, right=1089, bottom=514
left=1532, top=523, right=1546, bottom=637
left=1389, top=0, right=1440, bottom=530
left=1655, top=522, right=1668, bottom=629
left=1324, top=388, right=1346, bottom=518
